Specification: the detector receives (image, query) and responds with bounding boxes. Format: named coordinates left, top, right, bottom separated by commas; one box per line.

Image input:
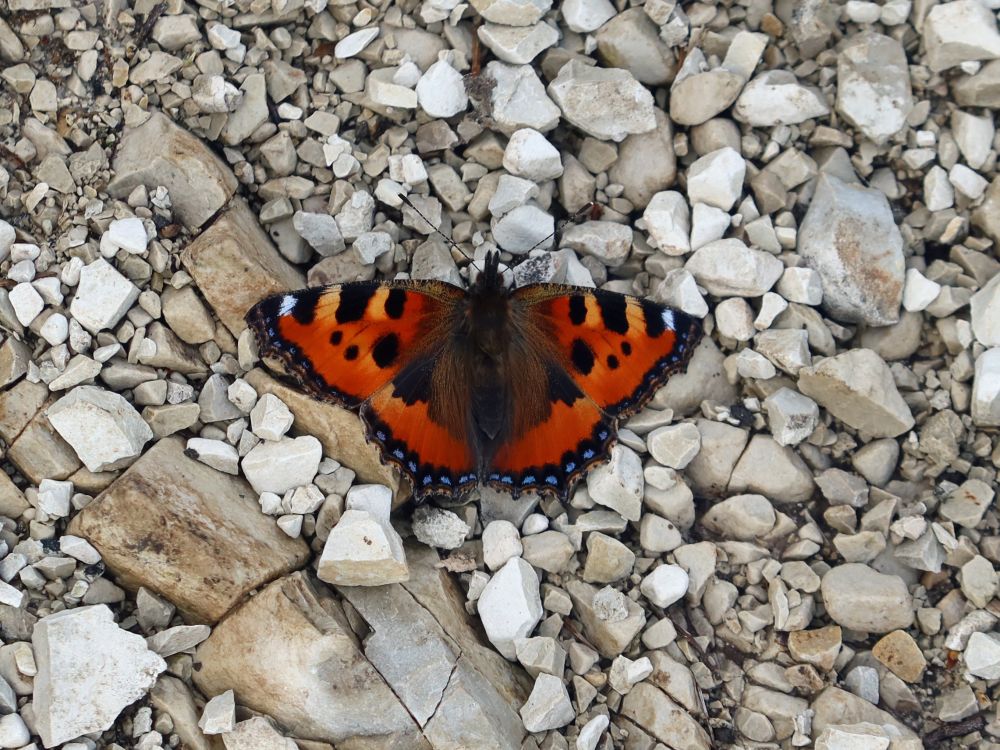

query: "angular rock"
left=317, top=505, right=409, bottom=586
left=836, top=32, right=912, bottom=144
left=519, top=673, right=574, bottom=732
left=923, top=0, right=1000, bottom=72
left=797, top=174, right=904, bottom=326
left=67, top=437, right=309, bottom=622
left=195, top=573, right=429, bottom=747
left=973, top=348, right=1000, bottom=426
left=33, top=605, right=167, bottom=747
left=486, top=62, right=561, bottom=135
left=241, top=435, right=322, bottom=495
left=685, top=239, right=783, bottom=297
left=621, top=683, right=711, bottom=750
left=565, top=579, right=645, bottom=658
left=182, top=199, right=304, bottom=337
left=69, top=258, right=140, bottom=334
left=729, top=435, right=814, bottom=503
left=46, top=386, right=153, bottom=472
left=798, top=349, right=914, bottom=438
left=734, top=70, right=830, bottom=127
left=547, top=60, right=656, bottom=142
left=820, top=564, right=914, bottom=633
left=109, top=111, right=237, bottom=229
left=478, top=557, right=543, bottom=659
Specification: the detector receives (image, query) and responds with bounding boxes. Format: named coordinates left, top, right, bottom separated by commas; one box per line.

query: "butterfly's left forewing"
left=516, top=286, right=703, bottom=418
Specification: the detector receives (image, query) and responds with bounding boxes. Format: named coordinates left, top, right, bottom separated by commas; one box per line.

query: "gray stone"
left=797, top=174, right=904, bottom=326
left=820, top=564, right=914, bottom=633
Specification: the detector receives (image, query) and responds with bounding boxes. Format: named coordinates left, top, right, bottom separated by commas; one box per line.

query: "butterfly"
left=246, top=250, right=702, bottom=502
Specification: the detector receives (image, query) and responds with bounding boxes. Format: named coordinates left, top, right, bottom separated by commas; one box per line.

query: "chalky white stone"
left=647, top=423, right=701, bottom=469
left=519, top=673, right=574, bottom=732
left=483, top=520, right=523, bottom=571
left=198, top=689, right=236, bottom=735
left=547, top=60, right=656, bottom=142
left=241, top=436, right=322, bottom=495
left=586, top=444, right=644, bottom=522
left=47, top=386, right=154, bottom=472
left=561, top=0, right=615, bottom=32
left=250, top=393, right=294, bottom=441
left=776, top=267, right=823, bottom=306
left=734, top=70, right=830, bottom=127
left=685, top=239, right=783, bottom=298
left=971, top=273, right=1000, bottom=346
left=317, top=507, right=409, bottom=585
left=9, top=282, right=43, bottom=326
left=686, top=147, right=746, bottom=211
left=972, top=348, right=1000, bottom=427
left=416, top=57, right=468, bottom=118
left=836, top=32, right=913, bottom=145
left=639, top=564, right=689, bottom=608
left=642, top=191, right=690, bottom=255
left=478, top=557, right=543, bottom=659
left=185, top=438, right=239, bottom=475
left=32, top=605, right=167, bottom=748
left=965, top=632, right=1000, bottom=679
left=923, top=0, right=1000, bottom=72
left=60, top=535, right=101, bottom=565
left=502, top=128, right=563, bottom=181
left=902, top=268, right=942, bottom=312
left=69, top=258, right=140, bottom=333
left=334, top=27, right=379, bottom=59
left=104, top=217, right=148, bottom=255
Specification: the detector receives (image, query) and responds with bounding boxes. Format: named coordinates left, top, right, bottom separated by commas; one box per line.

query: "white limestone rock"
left=519, top=673, right=574, bottom=732
left=103, top=217, right=148, bottom=255
left=502, top=128, right=563, bottom=181
left=685, top=239, right=783, bottom=297
left=69, top=258, right=141, bottom=333
left=686, top=147, right=746, bottom=211
left=972, top=348, right=1000, bottom=427
left=317, top=507, right=409, bottom=585
left=547, top=60, right=656, bottom=142
left=241, top=436, right=322, bottom=495
left=639, top=564, right=689, bottom=608
left=836, top=32, right=912, bottom=145
left=478, top=557, right=543, bottom=659
left=416, top=56, right=468, bottom=118
left=642, top=191, right=690, bottom=255
left=47, top=386, right=154, bottom=472
left=924, top=0, right=1000, bottom=72
left=734, top=70, right=830, bottom=127
left=33, top=605, right=167, bottom=748
left=797, top=174, right=904, bottom=326
left=486, top=62, right=561, bottom=134
left=971, top=273, right=1000, bottom=346
left=587, top=444, right=644, bottom=522
left=902, top=268, right=942, bottom=312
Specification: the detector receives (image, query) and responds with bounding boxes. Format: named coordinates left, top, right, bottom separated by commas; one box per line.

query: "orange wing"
left=485, top=286, right=702, bottom=498
left=513, top=286, right=703, bottom=418
left=247, top=281, right=479, bottom=497
left=246, top=281, right=463, bottom=408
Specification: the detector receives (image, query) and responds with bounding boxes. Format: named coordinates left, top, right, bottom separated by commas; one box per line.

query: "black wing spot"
left=607, top=354, right=619, bottom=370
left=384, top=288, right=406, bottom=319
left=371, top=333, right=399, bottom=369
left=336, top=285, right=375, bottom=323
left=596, top=293, right=629, bottom=335
left=621, top=341, right=632, bottom=356
left=571, top=338, right=595, bottom=375
left=641, top=299, right=666, bottom=337
left=291, top=287, right=322, bottom=325
left=392, top=357, right=434, bottom=406
left=344, top=344, right=359, bottom=361
left=547, top=364, right=584, bottom=407
left=330, top=330, right=343, bottom=345
left=568, top=295, right=587, bottom=325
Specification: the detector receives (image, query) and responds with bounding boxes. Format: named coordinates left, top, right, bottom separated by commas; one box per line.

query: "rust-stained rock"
left=245, top=369, right=409, bottom=503
left=109, top=110, right=237, bottom=229
left=195, top=572, right=430, bottom=749
left=66, top=437, right=309, bottom=623
left=181, top=199, right=304, bottom=337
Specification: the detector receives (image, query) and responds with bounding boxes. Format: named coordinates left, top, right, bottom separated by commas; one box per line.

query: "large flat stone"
left=66, top=437, right=309, bottom=623
left=109, top=110, right=237, bottom=229
left=245, top=369, right=408, bottom=502
left=194, top=572, right=430, bottom=749
left=181, top=199, right=304, bottom=337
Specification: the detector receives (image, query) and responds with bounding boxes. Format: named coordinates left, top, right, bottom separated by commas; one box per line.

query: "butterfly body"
left=247, top=251, right=702, bottom=502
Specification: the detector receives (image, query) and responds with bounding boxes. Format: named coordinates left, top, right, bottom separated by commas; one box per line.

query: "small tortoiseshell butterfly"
left=246, top=251, right=702, bottom=501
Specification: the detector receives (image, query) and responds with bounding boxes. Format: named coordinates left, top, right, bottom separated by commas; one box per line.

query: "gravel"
left=1, top=1, right=1000, bottom=748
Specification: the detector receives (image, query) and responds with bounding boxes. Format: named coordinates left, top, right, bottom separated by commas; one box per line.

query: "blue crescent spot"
left=501, top=476, right=513, bottom=485
left=565, top=462, right=576, bottom=472
left=522, top=476, right=536, bottom=485
left=376, top=430, right=386, bottom=440
left=598, top=429, right=609, bottom=440
left=393, top=448, right=405, bottom=459
left=441, top=476, right=452, bottom=485
left=422, top=475, right=432, bottom=485
left=408, top=461, right=417, bottom=471
left=545, top=476, right=558, bottom=485
left=583, top=449, right=594, bottom=459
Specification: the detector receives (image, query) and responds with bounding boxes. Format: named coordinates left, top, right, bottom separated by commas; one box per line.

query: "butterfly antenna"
left=523, top=201, right=602, bottom=255
left=396, top=192, right=474, bottom=263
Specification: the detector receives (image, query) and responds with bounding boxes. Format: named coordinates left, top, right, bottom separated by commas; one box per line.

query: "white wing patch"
left=661, top=308, right=675, bottom=330
left=278, top=295, right=297, bottom=316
